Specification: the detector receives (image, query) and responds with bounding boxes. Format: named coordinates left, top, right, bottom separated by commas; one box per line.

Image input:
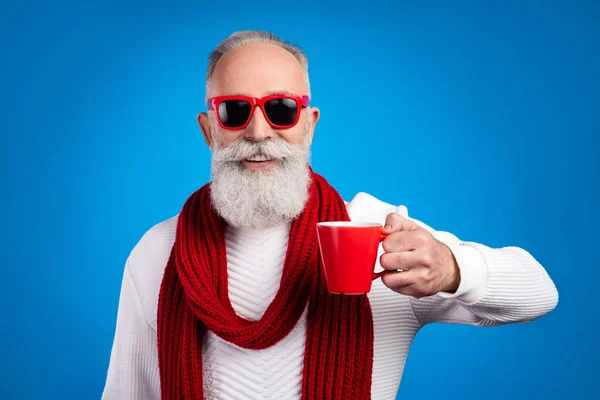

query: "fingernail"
left=383, top=224, right=391, bottom=231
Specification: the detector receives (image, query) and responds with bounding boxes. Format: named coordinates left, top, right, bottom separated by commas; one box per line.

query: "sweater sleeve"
left=405, top=216, right=559, bottom=327
left=101, top=260, right=161, bottom=400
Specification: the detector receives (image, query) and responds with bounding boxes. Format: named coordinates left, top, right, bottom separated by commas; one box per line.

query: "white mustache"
left=212, top=137, right=301, bottom=163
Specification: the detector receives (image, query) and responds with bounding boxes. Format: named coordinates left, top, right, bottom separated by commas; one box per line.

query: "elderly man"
left=102, top=30, right=558, bottom=400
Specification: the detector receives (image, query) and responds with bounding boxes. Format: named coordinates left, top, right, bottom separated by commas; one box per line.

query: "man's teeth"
left=245, top=154, right=273, bottom=162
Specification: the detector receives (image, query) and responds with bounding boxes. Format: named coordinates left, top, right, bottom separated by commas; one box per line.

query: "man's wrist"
left=436, top=243, right=488, bottom=303
left=440, top=243, right=460, bottom=293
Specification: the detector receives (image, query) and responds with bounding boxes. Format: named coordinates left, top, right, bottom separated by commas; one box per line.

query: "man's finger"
left=381, top=231, right=422, bottom=253
left=383, top=213, right=420, bottom=234
left=381, top=269, right=417, bottom=290
left=380, top=250, right=417, bottom=271
left=381, top=270, right=430, bottom=298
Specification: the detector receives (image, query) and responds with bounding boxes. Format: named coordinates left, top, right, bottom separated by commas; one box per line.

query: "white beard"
left=210, top=133, right=312, bottom=229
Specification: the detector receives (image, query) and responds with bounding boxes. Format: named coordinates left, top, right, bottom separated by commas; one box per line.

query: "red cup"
left=316, top=222, right=388, bottom=294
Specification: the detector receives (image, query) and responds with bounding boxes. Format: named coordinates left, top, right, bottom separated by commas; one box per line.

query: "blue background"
left=1, top=0, right=597, bottom=399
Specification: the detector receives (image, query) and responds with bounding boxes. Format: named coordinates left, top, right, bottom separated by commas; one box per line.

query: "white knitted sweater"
left=102, top=192, right=558, bottom=400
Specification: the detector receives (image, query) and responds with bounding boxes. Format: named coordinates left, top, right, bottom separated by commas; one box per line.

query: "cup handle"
left=372, top=270, right=386, bottom=280
left=372, top=232, right=390, bottom=280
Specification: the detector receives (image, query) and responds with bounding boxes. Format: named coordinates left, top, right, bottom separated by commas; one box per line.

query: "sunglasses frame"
left=206, top=94, right=310, bottom=130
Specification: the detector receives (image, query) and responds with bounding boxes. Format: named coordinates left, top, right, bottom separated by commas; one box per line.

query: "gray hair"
left=206, top=30, right=310, bottom=94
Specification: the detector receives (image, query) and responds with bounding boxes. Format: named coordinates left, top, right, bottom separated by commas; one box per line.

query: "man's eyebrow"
left=218, top=90, right=293, bottom=97
left=264, top=90, right=292, bottom=96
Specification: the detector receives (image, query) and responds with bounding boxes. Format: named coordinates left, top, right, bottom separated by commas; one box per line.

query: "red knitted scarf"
left=157, top=171, right=374, bottom=399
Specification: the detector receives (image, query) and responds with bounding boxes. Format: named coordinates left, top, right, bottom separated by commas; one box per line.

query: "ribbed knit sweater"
left=102, top=192, right=558, bottom=400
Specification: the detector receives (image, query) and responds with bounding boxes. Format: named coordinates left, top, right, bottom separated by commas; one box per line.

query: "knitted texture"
left=157, top=171, right=375, bottom=400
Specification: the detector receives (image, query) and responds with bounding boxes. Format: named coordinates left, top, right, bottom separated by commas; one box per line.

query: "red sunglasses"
left=206, top=94, right=310, bottom=130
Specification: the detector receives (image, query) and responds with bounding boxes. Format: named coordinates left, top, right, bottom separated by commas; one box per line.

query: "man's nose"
left=244, top=105, right=274, bottom=142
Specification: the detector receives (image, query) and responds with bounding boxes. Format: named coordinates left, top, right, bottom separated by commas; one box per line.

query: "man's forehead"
left=207, top=43, right=308, bottom=97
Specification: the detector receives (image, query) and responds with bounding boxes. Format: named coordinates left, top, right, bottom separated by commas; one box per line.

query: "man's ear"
left=306, top=107, right=320, bottom=145
left=197, top=112, right=213, bottom=150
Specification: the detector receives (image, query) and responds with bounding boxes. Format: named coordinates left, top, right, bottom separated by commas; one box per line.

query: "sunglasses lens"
left=218, top=100, right=252, bottom=128
left=264, top=98, right=298, bottom=127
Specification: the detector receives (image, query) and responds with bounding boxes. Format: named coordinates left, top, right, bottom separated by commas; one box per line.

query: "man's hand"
left=379, top=213, right=460, bottom=299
